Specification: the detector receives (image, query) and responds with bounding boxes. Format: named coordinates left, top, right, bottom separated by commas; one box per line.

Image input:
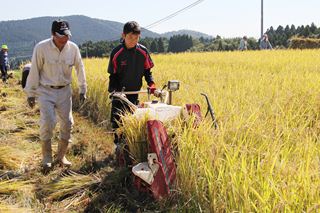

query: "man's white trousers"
left=38, top=85, right=73, bottom=142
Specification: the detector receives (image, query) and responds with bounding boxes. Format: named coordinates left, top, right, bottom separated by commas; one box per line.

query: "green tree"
left=310, top=23, right=317, bottom=34
left=290, top=24, right=296, bottom=35
left=168, top=34, right=193, bottom=53
left=139, top=37, right=153, bottom=49
left=302, top=25, right=311, bottom=37
left=157, top=38, right=165, bottom=53
left=150, top=40, right=158, bottom=53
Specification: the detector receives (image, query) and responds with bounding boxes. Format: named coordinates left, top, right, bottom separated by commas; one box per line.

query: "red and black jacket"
left=108, top=43, right=154, bottom=92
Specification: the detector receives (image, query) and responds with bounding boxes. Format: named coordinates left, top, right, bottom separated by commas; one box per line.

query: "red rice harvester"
left=110, top=80, right=217, bottom=200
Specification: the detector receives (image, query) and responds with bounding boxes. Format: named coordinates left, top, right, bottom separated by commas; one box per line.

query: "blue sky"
left=0, top=0, right=319, bottom=38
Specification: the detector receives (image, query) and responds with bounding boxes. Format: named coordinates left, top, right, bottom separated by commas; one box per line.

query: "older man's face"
left=53, top=33, right=69, bottom=49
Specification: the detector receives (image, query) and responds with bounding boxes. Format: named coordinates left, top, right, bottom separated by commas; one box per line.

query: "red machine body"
left=133, top=120, right=176, bottom=200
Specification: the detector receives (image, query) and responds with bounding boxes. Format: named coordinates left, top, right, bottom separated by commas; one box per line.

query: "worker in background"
left=0, top=44, right=10, bottom=83
left=239, top=36, right=248, bottom=51
left=25, top=19, right=87, bottom=172
left=21, top=63, right=31, bottom=88
left=107, top=21, right=156, bottom=146
left=259, top=33, right=273, bottom=50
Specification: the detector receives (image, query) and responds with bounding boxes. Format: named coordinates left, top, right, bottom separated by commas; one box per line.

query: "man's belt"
left=50, top=85, right=68, bottom=89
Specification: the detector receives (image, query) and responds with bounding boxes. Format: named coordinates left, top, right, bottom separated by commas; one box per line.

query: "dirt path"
left=0, top=78, right=118, bottom=212
left=0, top=77, right=167, bottom=212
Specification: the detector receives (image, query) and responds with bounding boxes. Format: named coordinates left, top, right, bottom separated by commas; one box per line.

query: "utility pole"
left=86, top=42, right=88, bottom=58
left=261, top=0, right=264, bottom=38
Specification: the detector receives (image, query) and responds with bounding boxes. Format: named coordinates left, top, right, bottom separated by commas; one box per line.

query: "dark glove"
left=27, top=97, right=36, bottom=108
left=80, top=93, right=86, bottom=103
left=148, top=83, right=156, bottom=94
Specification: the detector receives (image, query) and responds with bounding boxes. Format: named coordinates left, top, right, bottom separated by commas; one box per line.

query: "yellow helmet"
left=1, top=44, right=8, bottom=50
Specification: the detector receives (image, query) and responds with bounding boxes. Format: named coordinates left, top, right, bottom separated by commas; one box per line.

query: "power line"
left=144, top=0, right=205, bottom=29
left=107, top=0, right=206, bottom=41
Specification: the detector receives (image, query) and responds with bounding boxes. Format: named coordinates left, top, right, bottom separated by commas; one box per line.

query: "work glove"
left=148, top=83, right=156, bottom=94
left=27, top=97, right=36, bottom=108
left=79, top=93, right=86, bottom=103
left=108, top=90, right=115, bottom=99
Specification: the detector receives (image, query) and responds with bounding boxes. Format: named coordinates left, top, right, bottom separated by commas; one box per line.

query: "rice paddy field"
left=76, top=50, right=320, bottom=212
left=1, top=49, right=320, bottom=212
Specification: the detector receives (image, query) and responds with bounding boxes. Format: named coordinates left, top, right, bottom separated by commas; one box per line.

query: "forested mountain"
left=162, top=30, right=212, bottom=39
left=0, top=15, right=212, bottom=60
left=0, top=15, right=159, bottom=59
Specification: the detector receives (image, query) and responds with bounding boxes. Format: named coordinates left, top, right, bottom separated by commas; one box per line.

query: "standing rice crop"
left=74, top=50, right=320, bottom=211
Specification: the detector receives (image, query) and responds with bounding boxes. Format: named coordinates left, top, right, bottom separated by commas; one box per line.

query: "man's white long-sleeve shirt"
left=25, top=38, right=87, bottom=97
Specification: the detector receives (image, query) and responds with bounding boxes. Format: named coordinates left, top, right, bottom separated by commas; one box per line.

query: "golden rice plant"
left=118, top=112, right=183, bottom=164
left=73, top=50, right=320, bottom=211
left=0, top=146, right=28, bottom=170
left=0, top=180, right=33, bottom=194
left=0, top=203, right=33, bottom=213
left=40, top=171, right=101, bottom=201
left=72, top=58, right=110, bottom=124
left=117, top=113, right=149, bottom=163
